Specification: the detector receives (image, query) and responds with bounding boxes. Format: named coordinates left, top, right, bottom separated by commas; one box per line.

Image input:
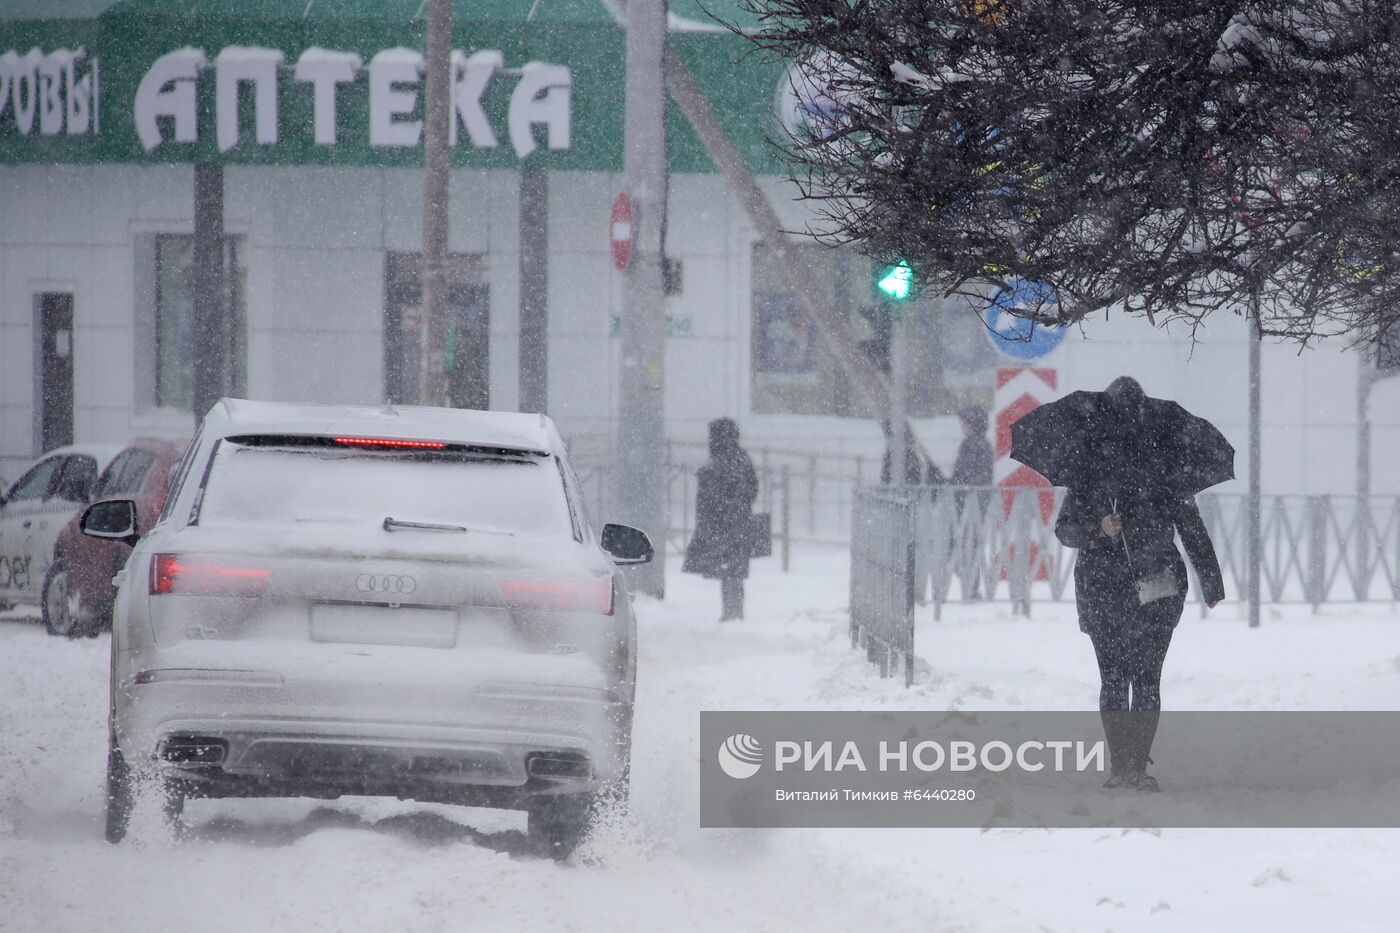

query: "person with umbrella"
left=1011, top=376, right=1228, bottom=791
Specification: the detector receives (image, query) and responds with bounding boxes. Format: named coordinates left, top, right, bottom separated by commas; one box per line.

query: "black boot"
left=1121, top=710, right=1162, bottom=792
left=721, top=576, right=744, bottom=621
left=1099, top=711, right=1132, bottom=788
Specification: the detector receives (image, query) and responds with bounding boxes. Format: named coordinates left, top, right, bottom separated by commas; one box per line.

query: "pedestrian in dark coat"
left=951, top=407, right=994, bottom=487
left=1053, top=376, right=1225, bottom=791
left=683, top=418, right=759, bottom=620
left=880, top=420, right=945, bottom=486
left=951, top=407, right=994, bottom=599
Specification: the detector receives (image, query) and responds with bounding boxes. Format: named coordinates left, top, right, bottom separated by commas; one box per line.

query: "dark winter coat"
left=881, top=446, right=945, bottom=486
left=1055, top=488, right=1225, bottom=635
left=952, top=412, right=994, bottom=517
left=951, top=435, right=994, bottom=487
left=683, top=429, right=758, bottom=580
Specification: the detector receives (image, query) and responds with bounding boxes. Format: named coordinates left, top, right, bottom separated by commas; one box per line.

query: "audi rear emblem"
left=356, top=573, right=417, bottom=595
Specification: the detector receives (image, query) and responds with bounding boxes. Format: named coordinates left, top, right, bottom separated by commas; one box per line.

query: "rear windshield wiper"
left=383, top=517, right=466, bottom=533
left=382, top=516, right=513, bottom=536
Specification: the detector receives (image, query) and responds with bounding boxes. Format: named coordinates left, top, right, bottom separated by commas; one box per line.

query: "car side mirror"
left=81, top=499, right=140, bottom=547
left=600, top=523, right=653, bottom=565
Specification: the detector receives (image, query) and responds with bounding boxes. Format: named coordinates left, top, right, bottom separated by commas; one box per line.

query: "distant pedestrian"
left=951, top=407, right=993, bottom=599
left=881, top=420, right=943, bottom=486
left=683, top=418, right=759, bottom=621
left=951, top=407, right=993, bottom=487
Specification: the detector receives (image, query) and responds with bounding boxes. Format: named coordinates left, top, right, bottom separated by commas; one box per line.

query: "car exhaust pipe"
left=157, top=735, right=228, bottom=767
left=525, top=751, right=592, bottom=780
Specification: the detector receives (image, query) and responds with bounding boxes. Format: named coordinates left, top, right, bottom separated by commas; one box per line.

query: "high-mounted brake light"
left=333, top=436, right=447, bottom=449
left=150, top=554, right=271, bottom=597
left=501, top=577, right=615, bottom=616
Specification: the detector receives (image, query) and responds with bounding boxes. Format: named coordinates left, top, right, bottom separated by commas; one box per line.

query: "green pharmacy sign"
left=0, top=0, right=781, bottom=174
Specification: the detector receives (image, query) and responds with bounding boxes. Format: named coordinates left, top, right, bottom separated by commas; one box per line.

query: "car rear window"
left=195, top=440, right=573, bottom=537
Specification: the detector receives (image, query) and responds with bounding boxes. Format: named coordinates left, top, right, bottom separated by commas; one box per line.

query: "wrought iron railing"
left=859, top=486, right=1400, bottom=617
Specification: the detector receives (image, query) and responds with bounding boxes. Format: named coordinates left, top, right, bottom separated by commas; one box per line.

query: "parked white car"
left=83, top=399, right=652, bottom=856
left=0, top=444, right=122, bottom=618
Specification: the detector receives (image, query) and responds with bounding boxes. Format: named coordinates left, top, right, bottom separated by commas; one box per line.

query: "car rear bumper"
left=145, top=723, right=621, bottom=807
left=114, top=652, right=631, bottom=801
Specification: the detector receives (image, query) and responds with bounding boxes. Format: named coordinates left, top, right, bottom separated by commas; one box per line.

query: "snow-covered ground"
left=2, top=545, right=1398, bottom=932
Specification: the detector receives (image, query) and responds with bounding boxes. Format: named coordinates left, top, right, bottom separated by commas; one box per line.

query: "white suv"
left=83, top=399, right=651, bottom=856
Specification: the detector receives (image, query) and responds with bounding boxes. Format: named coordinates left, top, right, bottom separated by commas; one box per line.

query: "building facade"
left=3, top=1, right=1397, bottom=496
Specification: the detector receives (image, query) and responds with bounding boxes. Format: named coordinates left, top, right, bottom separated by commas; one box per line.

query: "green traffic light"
left=877, top=261, right=914, bottom=300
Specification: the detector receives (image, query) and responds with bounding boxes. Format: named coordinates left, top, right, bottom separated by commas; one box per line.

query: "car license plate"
left=310, top=604, right=457, bottom=648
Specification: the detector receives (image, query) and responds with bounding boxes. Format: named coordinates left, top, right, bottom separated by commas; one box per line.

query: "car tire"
left=527, top=793, right=595, bottom=859
left=105, top=740, right=133, bottom=844
left=42, top=559, right=79, bottom=638
left=76, top=593, right=113, bottom=639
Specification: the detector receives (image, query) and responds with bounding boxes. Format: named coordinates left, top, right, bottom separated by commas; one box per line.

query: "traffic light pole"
left=889, top=309, right=908, bottom=485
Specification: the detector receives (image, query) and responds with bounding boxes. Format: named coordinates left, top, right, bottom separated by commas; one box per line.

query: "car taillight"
left=501, top=576, right=614, bottom=615
left=149, top=554, right=271, bottom=597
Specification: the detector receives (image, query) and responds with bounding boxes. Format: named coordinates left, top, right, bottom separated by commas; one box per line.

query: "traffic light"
left=857, top=303, right=893, bottom=373
left=876, top=260, right=914, bottom=301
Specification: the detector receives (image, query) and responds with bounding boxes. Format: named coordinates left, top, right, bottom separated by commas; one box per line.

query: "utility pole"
left=662, top=47, right=947, bottom=473
left=1247, top=299, right=1262, bottom=628
left=616, top=0, right=669, bottom=596
left=419, top=0, right=452, bottom=407
left=519, top=169, right=549, bottom=413
left=191, top=163, right=226, bottom=422
left=665, top=56, right=889, bottom=422
left=1357, top=348, right=1376, bottom=591
left=1357, top=352, right=1375, bottom=500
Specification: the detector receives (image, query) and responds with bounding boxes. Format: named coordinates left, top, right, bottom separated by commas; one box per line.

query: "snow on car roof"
left=35, top=443, right=125, bottom=466
left=205, top=398, right=561, bottom=455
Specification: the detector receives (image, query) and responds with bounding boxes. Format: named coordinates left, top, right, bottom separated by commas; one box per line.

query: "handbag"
left=1119, top=510, right=1179, bottom=605
left=748, top=512, right=773, bottom=558
left=1135, top=568, right=1180, bottom=605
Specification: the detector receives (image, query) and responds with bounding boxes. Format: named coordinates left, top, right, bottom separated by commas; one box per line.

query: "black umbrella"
left=1009, top=388, right=1235, bottom=497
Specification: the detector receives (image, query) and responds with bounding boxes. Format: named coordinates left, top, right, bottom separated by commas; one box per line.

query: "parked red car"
left=45, top=438, right=189, bottom=637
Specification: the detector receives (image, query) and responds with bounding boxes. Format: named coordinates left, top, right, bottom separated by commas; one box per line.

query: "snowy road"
left=3, top=546, right=1399, bottom=932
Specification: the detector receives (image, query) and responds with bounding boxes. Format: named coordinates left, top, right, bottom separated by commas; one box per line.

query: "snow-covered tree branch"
left=741, top=0, right=1400, bottom=345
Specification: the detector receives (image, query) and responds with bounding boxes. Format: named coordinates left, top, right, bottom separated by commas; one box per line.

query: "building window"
left=383, top=252, right=490, bottom=409
left=749, top=242, right=997, bottom=418
left=751, top=242, right=876, bottom=417
left=152, top=234, right=247, bottom=410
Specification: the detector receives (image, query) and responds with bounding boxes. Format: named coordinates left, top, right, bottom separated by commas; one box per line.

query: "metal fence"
left=849, top=488, right=918, bottom=686
left=1200, top=494, right=1400, bottom=607
left=568, top=439, right=879, bottom=564
left=858, top=485, right=1400, bottom=618
left=851, top=486, right=1400, bottom=688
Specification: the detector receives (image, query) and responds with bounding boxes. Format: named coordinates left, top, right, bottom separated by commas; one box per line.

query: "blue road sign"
left=982, top=279, right=1067, bottom=361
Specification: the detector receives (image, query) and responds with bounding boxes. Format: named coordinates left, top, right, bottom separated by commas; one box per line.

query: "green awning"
left=0, top=0, right=781, bottom=172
